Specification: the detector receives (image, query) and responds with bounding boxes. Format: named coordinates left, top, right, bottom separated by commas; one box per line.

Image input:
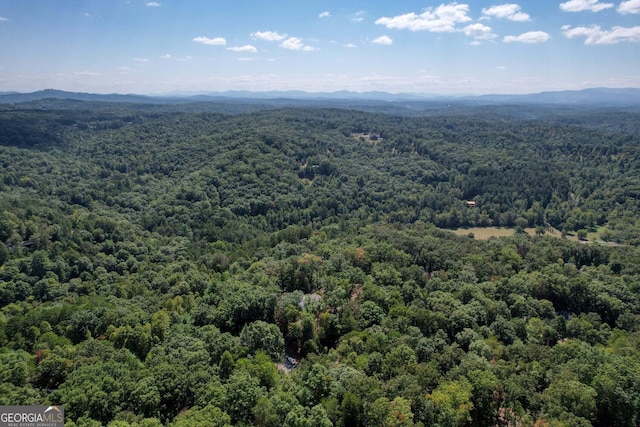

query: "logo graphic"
left=0, top=405, right=64, bottom=427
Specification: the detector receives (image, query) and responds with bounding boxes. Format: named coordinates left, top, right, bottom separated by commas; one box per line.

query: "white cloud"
left=280, top=37, right=317, bottom=51
left=0, top=16, right=8, bottom=21
left=481, top=4, right=531, bottom=21
left=559, top=0, right=614, bottom=12
left=562, top=24, right=640, bottom=44
left=497, top=66, right=507, bottom=70
left=319, top=11, right=331, bottom=18
left=226, top=45, right=258, bottom=53
left=159, top=54, right=192, bottom=60
left=83, top=12, right=91, bottom=17
left=375, top=3, right=472, bottom=32
left=118, top=67, right=131, bottom=74
left=251, top=30, right=287, bottom=41
left=343, top=43, right=358, bottom=48
left=133, top=57, right=149, bottom=62
left=73, top=71, right=99, bottom=76
left=193, top=36, right=226, bottom=46
left=237, top=57, right=255, bottom=61
left=146, top=1, right=161, bottom=7
left=372, top=35, right=393, bottom=45
left=504, top=31, right=551, bottom=43
left=352, top=11, right=365, bottom=22
left=618, top=0, right=640, bottom=13
left=463, top=23, right=497, bottom=41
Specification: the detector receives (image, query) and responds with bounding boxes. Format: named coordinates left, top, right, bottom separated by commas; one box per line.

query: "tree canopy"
left=1, top=100, right=640, bottom=425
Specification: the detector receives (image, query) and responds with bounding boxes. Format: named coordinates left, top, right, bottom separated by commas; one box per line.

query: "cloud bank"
left=193, top=36, right=226, bottom=46
left=372, top=35, right=393, bottom=45
left=227, top=45, right=258, bottom=53
left=463, top=23, right=497, bottom=42
left=251, top=31, right=287, bottom=41
left=482, top=4, right=531, bottom=21
left=504, top=31, right=551, bottom=43
left=562, top=24, right=640, bottom=44
left=375, top=3, right=472, bottom=32
left=559, top=0, right=614, bottom=12
left=280, top=37, right=317, bottom=51
left=618, top=0, right=640, bottom=13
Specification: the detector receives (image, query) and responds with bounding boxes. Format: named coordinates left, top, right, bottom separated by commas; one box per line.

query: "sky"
left=0, top=0, right=639, bottom=95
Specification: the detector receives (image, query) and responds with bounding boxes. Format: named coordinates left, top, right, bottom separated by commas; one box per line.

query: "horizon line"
left=1, top=86, right=640, bottom=99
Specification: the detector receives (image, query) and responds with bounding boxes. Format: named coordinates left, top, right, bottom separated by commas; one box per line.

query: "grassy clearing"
left=352, top=133, right=383, bottom=143
left=450, top=226, right=624, bottom=246
left=451, top=226, right=569, bottom=240
left=451, top=227, right=518, bottom=239
left=451, top=226, right=571, bottom=241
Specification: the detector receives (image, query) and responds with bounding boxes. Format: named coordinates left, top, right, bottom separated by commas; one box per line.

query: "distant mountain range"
left=0, top=89, right=162, bottom=104
left=1, top=87, right=639, bottom=106
left=467, top=88, right=640, bottom=106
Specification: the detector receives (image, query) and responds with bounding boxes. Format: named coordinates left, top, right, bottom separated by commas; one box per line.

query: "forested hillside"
left=1, top=101, right=640, bottom=426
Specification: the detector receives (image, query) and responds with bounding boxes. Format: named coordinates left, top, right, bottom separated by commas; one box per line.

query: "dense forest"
left=1, top=99, right=640, bottom=426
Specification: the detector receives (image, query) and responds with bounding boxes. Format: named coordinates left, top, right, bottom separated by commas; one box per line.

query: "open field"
left=451, top=226, right=571, bottom=241
left=450, top=227, right=567, bottom=240
left=450, top=226, right=623, bottom=246
left=352, top=132, right=383, bottom=143
left=451, top=227, right=519, bottom=239
left=451, top=226, right=573, bottom=241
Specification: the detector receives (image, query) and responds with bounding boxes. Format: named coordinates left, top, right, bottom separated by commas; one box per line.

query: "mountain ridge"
left=1, top=87, right=640, bottom=106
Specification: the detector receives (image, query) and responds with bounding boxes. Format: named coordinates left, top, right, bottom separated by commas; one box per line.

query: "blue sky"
left=0, top=0, right=639, bottom=94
